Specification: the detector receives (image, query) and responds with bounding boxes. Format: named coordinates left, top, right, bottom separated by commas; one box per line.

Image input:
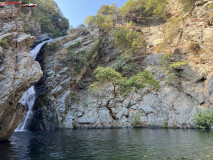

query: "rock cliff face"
left=31, top=0, right=213, bottom=130
left=0, top=5, right=43, bottom=141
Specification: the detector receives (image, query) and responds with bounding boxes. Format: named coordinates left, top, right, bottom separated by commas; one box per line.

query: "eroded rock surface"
left=0, top=5, right=42, bottom=141
left=31, top=1, right=213, bottom=130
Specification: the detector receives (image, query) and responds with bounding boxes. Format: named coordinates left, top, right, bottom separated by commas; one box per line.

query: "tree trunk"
left=105, top=84, right=118, bottom=120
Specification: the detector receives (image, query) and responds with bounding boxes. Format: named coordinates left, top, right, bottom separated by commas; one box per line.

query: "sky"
left=54, top=0, right=128, bottom=27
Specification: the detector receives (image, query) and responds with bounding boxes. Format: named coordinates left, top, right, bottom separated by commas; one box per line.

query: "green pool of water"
left=1, top=129, right=213, bottom=160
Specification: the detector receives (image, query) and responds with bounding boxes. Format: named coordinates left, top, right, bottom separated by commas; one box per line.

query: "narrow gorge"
left=0, top=0, right=213, bottom=142
left=1, top=0, right=213, bottom=159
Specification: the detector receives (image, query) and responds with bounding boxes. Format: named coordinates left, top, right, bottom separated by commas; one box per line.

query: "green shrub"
left=119, top=0, right=168, bottom=21
left=193, top=110, right=213, bottom=129
left=178, top=0, right=198, bottom=12
left=85, top=15, right=97, bottom=26
left=85, top=38, right=100, bottom=60
left=161, top=53, right=187, bottom=85
left=114, top=55, right=139, bottom=76
left=131, top=112, right=142, bottom=126
left=0, top=39, right=8, bottom=49
left=67, top=54, right=87, bottom=73
left=90, top=66, right=160, bottom=120
left=85, top=4, right=117, bottom=31
left=98, top=3, right=117, bottom=16
left=47, top=41, right=60, bottom=53
left=90, top=67, right=160, bottom=96
left=85, top=14, right=115, bottom=31
left=72, top=120, right=78, bottom=129
left=21, top=0, right=69, bottom=37
left=162, top=119, right=168, bottom=129
left=113, top=27, right=146, bottom=54
left=67, top=41, right=81, bottom=50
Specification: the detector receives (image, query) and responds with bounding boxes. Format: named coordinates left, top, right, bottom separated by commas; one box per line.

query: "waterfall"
left=16, top=40, right=50, bottom=131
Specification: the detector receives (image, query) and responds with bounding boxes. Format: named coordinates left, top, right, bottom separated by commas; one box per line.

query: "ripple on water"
left=0, top=129, right=213, bottom=159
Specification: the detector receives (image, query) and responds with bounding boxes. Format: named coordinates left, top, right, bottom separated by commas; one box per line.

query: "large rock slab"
left=0, top=6, right=43, bottom=141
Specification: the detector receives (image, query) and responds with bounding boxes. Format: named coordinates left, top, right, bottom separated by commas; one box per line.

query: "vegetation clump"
left=114, top=55, right=139, bottom=76
left=65, top=39, right=100, bottom=74
left=21, top=0, right=69, bottom=37
left=90, top=66, right=160, bottom=120
left=67, top=41, right=81, bottom=51
left=193, top=110, right=213, bottom=129
left=113, top=26, right=146, bottom=54
left=119, top=0, right=168, bottom=22
left=161, top=53, right=187, bottom=85
left=0, top=39, right=8, bottom=49
left=178, top=0, right=198, bottom=12
left=131, top=112, right=142, bottom=126
left=85, top=3, right=117, bottom=32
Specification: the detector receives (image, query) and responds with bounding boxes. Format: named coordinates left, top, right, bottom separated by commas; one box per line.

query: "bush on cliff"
left=21, top=0, right=69, bottom=37
left=85, top=3, right=117, bottom=32
left=113, top=26, right=146, bottom=54
left=0, top=39, right=8, bottom=49
left=119, top=0, right=168, bottom=21
left=90, top=66, right=160, bottom=120
left=193, top=110, right=213, bottom=129
left=178, top=0, right=198, bottom=12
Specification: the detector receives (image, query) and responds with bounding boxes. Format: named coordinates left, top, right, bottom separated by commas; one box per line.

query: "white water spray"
left=16, top=40, right=50, bottom=131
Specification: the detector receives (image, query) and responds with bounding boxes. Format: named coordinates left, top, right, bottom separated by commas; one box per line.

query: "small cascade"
left=16, top=40, right=50, bottom=131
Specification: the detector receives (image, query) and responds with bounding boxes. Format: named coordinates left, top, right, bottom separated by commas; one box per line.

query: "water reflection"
left=1, top=129, right=213, bottom=159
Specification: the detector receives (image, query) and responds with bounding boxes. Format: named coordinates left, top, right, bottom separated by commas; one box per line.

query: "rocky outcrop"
left=31, top=1, right=213, bottom=130
left=0, top=5, right=43, bottom=141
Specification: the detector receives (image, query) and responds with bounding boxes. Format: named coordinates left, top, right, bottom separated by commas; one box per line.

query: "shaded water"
left=1, top=129, right=213, bottom=160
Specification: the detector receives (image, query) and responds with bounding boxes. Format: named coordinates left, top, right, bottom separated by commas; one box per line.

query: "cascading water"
left=16, top=40, right=50, bottom=131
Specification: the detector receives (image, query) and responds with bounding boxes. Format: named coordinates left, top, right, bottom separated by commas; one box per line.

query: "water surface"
left=1, top=129, right=213, bottom=160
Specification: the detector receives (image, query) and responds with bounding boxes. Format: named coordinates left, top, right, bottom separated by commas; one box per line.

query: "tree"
left=119, top=0, right=168, bottom=21
left=113, top=26, right=146, bottom=54
left=85, top=15, right=96, bottom=26
left=85, top=3, right=117, bottom=32
left=21, top=0, right=69, bottom=37
left=97, top=3, right=117, bottom=16
left=90, top=67, right=160, bottom=120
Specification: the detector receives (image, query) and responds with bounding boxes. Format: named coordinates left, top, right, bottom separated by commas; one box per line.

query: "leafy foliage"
left=47, top=41, right=61, bottom=53
left=161, top=53, right=187, bottom=85
left=90, top=67, right=160, bottom=97
left=92, top=67, right=123, bottom=86
left=119, top=0, right=168, bottom=21
left=65, top=39, right=100, bottom=74
left=178, top=0, right=198, bottom=12
left=119, top=70, right=160, bottom=96
left=114, top=55, right=139, bottom=76
left=131, top=112, right=142, bottom=126
left=67, top=54, right=87, bottom=73
left=113, top=27, right=146, bottom=54
left=193, top=110, right=213, bottom=129
left=0, top=39, right=8, bottom=49
left=85, top=3, right=117, bottom=31
left=67, top=41, right=81, bottom=51
left=85, top=15, right=97, bottom=26
left=98, top=3, right=117, bottom=16
left=21, top=0, right=69, bottom=37
left=85, top=14, right=115, bottom=31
